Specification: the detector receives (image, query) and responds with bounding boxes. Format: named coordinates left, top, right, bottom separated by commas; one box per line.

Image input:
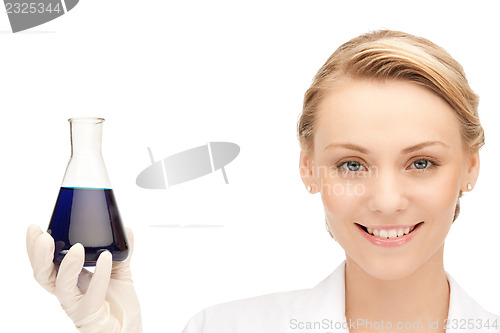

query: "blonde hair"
left=297, top=30, right=484, bottom=221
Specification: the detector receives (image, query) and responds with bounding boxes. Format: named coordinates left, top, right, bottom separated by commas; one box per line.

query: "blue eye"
left=413, top=159, right=429, bottom=169
left=338, top=161, right=365, bottom=172
left=410, top=158, right=439, bottom=170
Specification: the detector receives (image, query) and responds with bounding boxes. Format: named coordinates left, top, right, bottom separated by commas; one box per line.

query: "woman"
left=27, top=30, right=500, bottom=332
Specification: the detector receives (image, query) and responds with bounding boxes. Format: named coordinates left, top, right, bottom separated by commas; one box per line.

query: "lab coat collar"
left=288, top=261, right=348, bottom=332
left=290, top=261, right=499, bottom=333
left=446, top=272, right=500, bottom=332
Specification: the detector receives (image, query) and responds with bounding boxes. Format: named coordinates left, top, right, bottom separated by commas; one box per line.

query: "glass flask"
left=47, top=117, right=129, bottom=266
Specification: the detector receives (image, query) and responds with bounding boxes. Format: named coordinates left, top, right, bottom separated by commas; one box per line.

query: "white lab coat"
left=182, top=261, right=500, bottom=333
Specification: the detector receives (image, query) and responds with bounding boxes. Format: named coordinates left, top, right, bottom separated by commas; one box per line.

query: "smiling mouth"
left=356, top=222, right=424, bottom=239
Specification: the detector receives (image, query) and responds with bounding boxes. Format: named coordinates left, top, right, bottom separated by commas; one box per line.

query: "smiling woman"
left=294, top=30, right=498, bottom=332
left=184, top=30, right=499, bottom=333
left=183, top=30, right=500, bottom=333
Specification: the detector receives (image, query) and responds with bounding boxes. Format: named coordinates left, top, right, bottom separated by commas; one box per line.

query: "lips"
left=356, top=222, right=423, bottom=247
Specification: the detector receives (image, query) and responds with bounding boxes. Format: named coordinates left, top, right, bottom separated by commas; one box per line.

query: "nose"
left=367, top=169, right=409, bottom=214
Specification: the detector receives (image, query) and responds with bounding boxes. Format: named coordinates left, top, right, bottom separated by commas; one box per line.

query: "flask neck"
left=70, top=118, right=104, bottom=156
left=63, top=118, right=111, bottom=189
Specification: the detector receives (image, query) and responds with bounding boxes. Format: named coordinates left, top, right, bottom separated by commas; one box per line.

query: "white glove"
left=26, top=225, right=142, bottom=333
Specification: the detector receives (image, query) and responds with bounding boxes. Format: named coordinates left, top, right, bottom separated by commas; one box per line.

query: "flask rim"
left=68, top=117, right=105, bottom=124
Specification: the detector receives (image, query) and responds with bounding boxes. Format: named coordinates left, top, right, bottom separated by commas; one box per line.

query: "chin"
left=349, top=253, right=426, bottom=281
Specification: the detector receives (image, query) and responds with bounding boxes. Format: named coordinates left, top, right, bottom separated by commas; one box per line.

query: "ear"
left=462, top=150, right=480, bottom=191
left=299, top=150, right=318, bottom=193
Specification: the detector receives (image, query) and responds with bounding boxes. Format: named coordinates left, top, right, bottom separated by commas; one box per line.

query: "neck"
left=345, top=246, right=449, bottom=332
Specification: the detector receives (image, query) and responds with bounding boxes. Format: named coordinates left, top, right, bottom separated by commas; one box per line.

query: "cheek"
left=411, top=170, right=461, bottom=221
left=320, top=178, right=365, bottom=209
left=319, top=179, right=365, bottom=234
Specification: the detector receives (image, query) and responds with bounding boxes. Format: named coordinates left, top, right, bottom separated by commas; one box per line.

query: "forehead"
left=314, top=79, right=463, bottom=153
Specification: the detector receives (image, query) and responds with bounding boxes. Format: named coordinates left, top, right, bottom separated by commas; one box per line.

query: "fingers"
left=69, top=251, right=112, bottom=324
left=27, top=225, right=57, bottom=294
left=55, top=243, right=85, bottom=309
left=83, top=251, right=112, bottom=306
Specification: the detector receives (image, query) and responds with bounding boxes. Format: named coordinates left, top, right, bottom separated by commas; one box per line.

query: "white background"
left=1, top=1, right=499, bottom=332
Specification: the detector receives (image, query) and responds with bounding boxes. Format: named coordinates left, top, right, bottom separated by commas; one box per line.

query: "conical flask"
left=47, top=117, right=129, bottom=266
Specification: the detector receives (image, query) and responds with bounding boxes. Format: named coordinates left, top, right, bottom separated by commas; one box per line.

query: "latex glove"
left=26, top=225, right=142, bottom=333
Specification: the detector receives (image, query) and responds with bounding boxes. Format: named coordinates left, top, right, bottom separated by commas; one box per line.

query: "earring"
left=306, top=185, right=312, bottom=192
left=467, top=183, right=473, bottom=191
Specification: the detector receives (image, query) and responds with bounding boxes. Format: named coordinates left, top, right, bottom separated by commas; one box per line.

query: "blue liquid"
left=48, top=187, right=129, bottom=266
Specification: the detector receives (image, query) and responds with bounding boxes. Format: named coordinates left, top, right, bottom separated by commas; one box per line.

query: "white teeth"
left=364, top=225, right=418, bottom=238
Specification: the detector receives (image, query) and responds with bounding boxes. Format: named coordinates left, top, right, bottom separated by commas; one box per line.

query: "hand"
left=26, top=225, right=142, bottom=333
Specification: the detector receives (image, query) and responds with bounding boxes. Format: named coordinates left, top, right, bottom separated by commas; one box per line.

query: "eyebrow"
left=323, top=141, right=451, bottom=154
